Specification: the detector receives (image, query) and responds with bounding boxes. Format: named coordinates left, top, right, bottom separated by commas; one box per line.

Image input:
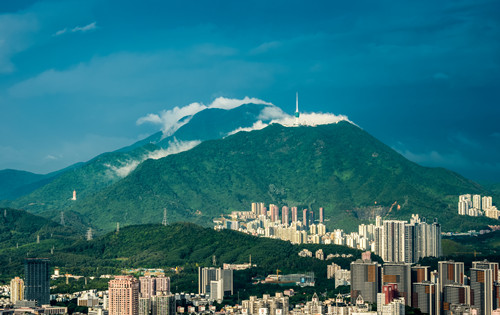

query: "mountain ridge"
left=71, top=122, right=494, bottom=232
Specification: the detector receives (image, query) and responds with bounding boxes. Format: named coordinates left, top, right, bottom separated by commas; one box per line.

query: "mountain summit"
left=73, top=122, right=488, bottom=232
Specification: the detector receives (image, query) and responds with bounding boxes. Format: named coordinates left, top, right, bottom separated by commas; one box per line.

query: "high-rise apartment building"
left=412, top=281, right=437, bottom=315
left=470, top=260, right=498, bottom=315
left=442, top=283, right=470, bottom=315
left=108, top=275, right=139, bottom=315
left=198, top=267, right=233, bottom=298
left=10, top=277, right=24, bottom=304
left=291, top=207, right=298, bottom=222
left=350, top=259, right=381, bottom=303
left=382, top=263, right=412, bottom=305
left=139, top=276, right=155, bottom=298
left=382, top=220, right=406, bottom=262
left=139, top=275, right=170, bottom=299
left=24, top=258, right=50, bottom=306
left=319, top=207, right=324, bottom=223
left=458, top=201, right=469, bottom=215
left=156, top=275, right=170, bottom=294
left=151, top=292, right=175, bottom=315
left=473, top=194, right=482, bottom=209
left=411, top=265, right=429, bottom=284
left=282, top=206, right=289, bottom=225
left=482, top=196, right=493, bottom=210
left=438, top=261, right=465, bottom=293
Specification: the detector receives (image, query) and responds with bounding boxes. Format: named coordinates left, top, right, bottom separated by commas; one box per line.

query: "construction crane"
left=276, top=269, right=281, bottom=281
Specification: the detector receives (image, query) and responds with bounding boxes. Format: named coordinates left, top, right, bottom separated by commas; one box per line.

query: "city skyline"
left=0, top=1, right=499, bottom=181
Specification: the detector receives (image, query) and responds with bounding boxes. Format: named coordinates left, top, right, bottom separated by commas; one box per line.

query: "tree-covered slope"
left=74, top=122, right=493, bottom=232
left=0, top=208, right=77, bottom=249
left=3, top=103, right=276, bottom=215
left=0, top=222, right=364, bottom=286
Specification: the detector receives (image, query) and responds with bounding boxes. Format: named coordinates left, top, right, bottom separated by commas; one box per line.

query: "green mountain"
left=72, top=122, right=495, bottom=232
left=1, top=103, right=278, bottom=218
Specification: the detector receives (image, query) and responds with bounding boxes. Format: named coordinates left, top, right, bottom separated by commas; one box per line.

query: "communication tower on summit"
left=294, top=92, right=300, bottom=126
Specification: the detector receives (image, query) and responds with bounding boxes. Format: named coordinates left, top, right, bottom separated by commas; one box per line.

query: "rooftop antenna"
left=162, top=208, right=167, bottom=226
left=294, top=92, right=300, bottom=126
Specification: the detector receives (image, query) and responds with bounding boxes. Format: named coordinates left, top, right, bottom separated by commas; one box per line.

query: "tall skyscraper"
left=382, top=220, right=406, bottom=262
left=282, top=206, right=289, bottom=225
left=482, top=196, right=493, bottom=210
left=412, top=281, right=437, bottom=315
left=438, top=261, right=465, bottom=293
left=350, top=259, right=381, bottom=303
left=109, top=275, right=139, bottom=315
left=198, top=267, right=233, bottom=298
left=291, top=207, right=298, bottom=222
left=139, top=276, right=156, bottom=298
left=156, top=276, right=170, bottom=294
left=319, top=207, right=324, bottom=223
left=382, top=263, right=412, bottom=305
left=302, top=209, right=308, bottom=228
left=473, top=194, right=482, bottom=209
left=10, top=277, right=24, bottom=304
left=470, top=260, right=498, bottom=315
left=24, top=258, right=50, bottom=306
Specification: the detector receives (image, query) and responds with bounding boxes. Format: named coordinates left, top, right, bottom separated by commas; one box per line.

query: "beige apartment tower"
left=109, top=275, right=139, bottom=315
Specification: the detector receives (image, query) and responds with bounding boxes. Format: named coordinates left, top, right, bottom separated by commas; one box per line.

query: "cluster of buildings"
left=218, top=203, right=441, bottom=264
left=223, top=292, right=379, bottom=315
left=458, top=194, right=499, bottom=219
left=351, top=257, right=500, bottom=315
left=198, top=267, right=234, bottom=302
left=2, top=258, right=68, bottom=314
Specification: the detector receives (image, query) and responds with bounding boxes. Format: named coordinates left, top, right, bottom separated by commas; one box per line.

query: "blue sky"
left=0, top=0, right=499, bottom=182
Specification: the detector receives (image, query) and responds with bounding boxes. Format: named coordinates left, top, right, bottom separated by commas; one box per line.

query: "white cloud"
left=209, top=96, right=272, bottom=110
left=53, top=28, right=67, bottom=36
left=136, top=97, right=273, bottom=137
left=53, top=22, right=97, bottom=37
left=105, top=139, right=201, bottom=178
left=273, top=112, right=350, bottom=127
left=226, top=110, right=352, bottom=136
left=257, top=106, right=288, bottom=120
left=72, top=22, right=97, bottom=33
left=136, top=113, right=163, bottom=125
left=227, top=121, right=269, bottom=136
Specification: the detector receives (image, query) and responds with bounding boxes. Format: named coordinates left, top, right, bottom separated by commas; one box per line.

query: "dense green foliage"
left=0, top=221, right=366, bottom=294
left=0, top=208, right=77, bottom=248
left=71, top=122, right=494, bottom=232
